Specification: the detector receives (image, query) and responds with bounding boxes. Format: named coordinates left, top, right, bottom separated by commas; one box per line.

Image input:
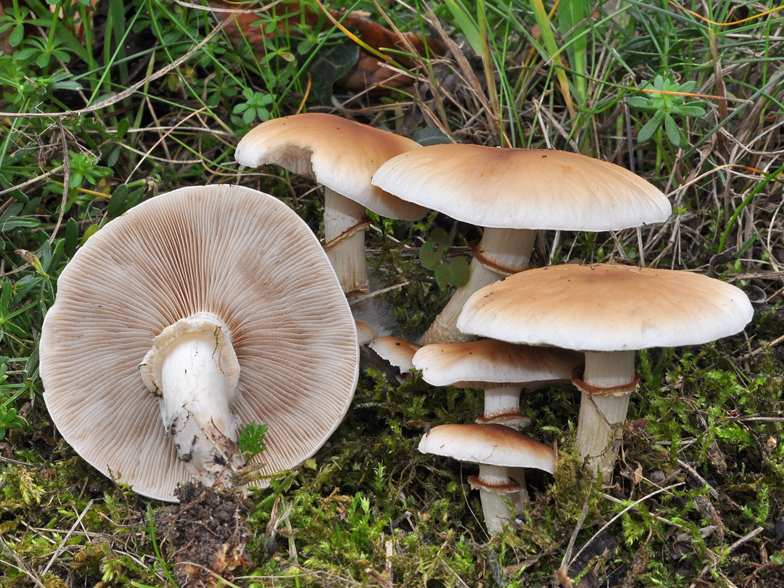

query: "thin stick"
left=349, top=282, right=409, bottom=306
left=42, top=499, right=95, bottom=575
left=566, top=483, right=684, bottom=574
left=559, top=485, right=592, bottom=572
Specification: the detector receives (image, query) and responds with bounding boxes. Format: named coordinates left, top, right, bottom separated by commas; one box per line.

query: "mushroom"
left=235, top=113, right=428, bottom=297
left=40, top=185, right=359, bottom=501
left=457, top=263, right=753, bottom=479
left=372, top=145, right=672, bottom=344
left=355, top=320, right=376, bottom=346
left=419, top=424, right=555, bottom=535
left=368, top=336, right=421, bottom=374
left=412, top=339, right=583, bottom=430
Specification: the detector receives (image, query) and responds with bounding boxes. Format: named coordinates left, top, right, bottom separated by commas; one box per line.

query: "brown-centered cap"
left=372, top=145, right=671, bottom=230
left=235, top=113, right=428, bottom=220
left=40, top=185, right=359, bottom=501
left=368, top=336, right=421, bottom=373
left=418, top=424, right=555, bottom=473
left=412, top=339, right=583, bottom=388
left=457, top=263, right=754, bottom=352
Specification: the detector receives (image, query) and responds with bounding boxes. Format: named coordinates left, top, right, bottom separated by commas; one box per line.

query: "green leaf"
left=65, top=218, right=78, bottom=257
left=412, top=127, right=452, bottom=146
left=10, top=23, right=24, bottom=47
left=637, top=109, right=665, bottom=143
left=664, top=113, right=681, bottom=147
left=625, top=96, right=654, bottom=110
left=80, top=224, right=99, bottom=246
left=679, top=80, right=697, bottom=93
left=307, top=41, right=359, bottom=105
left=420, top=240, right=445, bottom=270
left=671, top=104, right=706, bottom=117
left=443, top=0, right=482, bottom=55
left=447, top=256, right=470, bottom=287
left=107, top=184, right=130, bottom=218
left=429, top=228, right=450, bottom=247
left=238, top=422, right=268, bottom=459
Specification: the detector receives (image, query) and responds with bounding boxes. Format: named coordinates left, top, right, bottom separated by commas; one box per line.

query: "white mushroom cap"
left=412, top=339, right=583, bottom=388
left=368, top=336, right=421, bottom=373
left=41, top=185, right=359, bottom=501
left=235, top=113, right=428, bottom=220
left=457, top=264, right=754, bottom=352
left=418, top=424, right=555, bottom=473
left=372, top=145, right=671, bottom=230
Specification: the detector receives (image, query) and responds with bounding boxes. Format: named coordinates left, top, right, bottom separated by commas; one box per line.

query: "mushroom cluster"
left=42, top=114, right=753, bottom=543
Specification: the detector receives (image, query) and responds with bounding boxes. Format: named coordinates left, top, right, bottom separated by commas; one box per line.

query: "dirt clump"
left=156, top=483, right=253, bottom=588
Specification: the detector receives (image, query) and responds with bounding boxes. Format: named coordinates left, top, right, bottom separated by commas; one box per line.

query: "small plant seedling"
left=626, top=75, right=707, bottom=148
left=420, top=228, right=471, bottom=289
left=238, top=421, right=268, bottom=460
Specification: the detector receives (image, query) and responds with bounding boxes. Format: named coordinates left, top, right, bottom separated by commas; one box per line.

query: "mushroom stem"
left=140, top=313, right=244, bottom=488
left=469, top=464, right=521, bottom=536
left=324, top=187, right=369, bottom=297
left=574, top=350, right=636, bottom=480
left=421, top=228, right=536, bottom=345
left=475, top=385, right=531, bottom=430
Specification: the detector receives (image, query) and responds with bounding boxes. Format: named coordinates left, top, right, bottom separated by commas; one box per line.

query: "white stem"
left=483, top=385, right=524, bottom=418
left=575, top=350, right=636, bottom=481
left=476, top=464, right=515, bottom=536
left=508, top=468, right=529, bottom=512
left=421, top=228, right=535, bottom=345
left=140, top=314, right=243, bottom=488
left=324, top=187, right=369, bottom=296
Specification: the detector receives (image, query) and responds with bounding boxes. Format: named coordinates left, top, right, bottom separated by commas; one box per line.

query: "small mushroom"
left=368, top=336, right=421, bottom=376
left=457, top=263, right=753, bottom=480
left=41, top=185, right=359, bottom=501
left=412, top=339, right=582, bottom=430
left=372, top=146, right=671, bottom=344
left=355, top=320, right=376, bottom=346
left=419, top=424, right=555, bottom=535
left=235, top=114, right=428, bottom=297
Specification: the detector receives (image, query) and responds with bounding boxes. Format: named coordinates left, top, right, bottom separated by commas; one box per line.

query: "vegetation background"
left=0, top=0, right=782, bottom=586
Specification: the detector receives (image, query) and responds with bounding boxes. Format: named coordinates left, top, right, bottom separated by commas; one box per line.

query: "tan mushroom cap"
left=368, top=336, right=421, bottom=372
left=235, top=113, right=428, bottom=220
left=372, top=145, right=671, bottom=230
left=412, top=339, right=582, bottom=388
left=355, top=321, right=376, bottom=346
left=419, top=424, right=555, bottom=473
left=457, top=264, right=754, bottom=352
left=41, top=185, right=359, bottom=501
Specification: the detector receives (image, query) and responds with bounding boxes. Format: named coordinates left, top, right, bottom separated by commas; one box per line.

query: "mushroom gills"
left=140, top=313, right=244, bottom=488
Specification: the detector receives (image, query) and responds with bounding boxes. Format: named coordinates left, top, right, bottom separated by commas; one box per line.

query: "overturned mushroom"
left=41, top=185, right=359, bottom=501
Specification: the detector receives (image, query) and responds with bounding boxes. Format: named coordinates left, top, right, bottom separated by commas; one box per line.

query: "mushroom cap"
left=371, top=145, right=671, bottom=230
left=41, top=185, right=359, bottom=501
left=235, top=113, right=428, bottom=220
left=368, top=336, right=421, bottom=373
left=355, top=320, right=376, bottom=346
left=457, top=264, right=754, bottom=352
left=419, top=424, right=555, bottom=473
left=412, top=339, right=583, bottom=388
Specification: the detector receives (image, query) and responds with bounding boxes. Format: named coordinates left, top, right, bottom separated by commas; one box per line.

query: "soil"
left=155, top=483, right=253, bottom=588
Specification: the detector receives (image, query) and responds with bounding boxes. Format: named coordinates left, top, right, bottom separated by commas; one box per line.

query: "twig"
left=0, top=165, right=64, bottom=197
left=560, top=485, right=593, bottom=572
left=690, top=527, right=764, bottom=587
left=349, top=282, right=409, bottom=306
left=566, top=483, right=685, bottom=574
left=676, top=459, right=719, bottom=499
left=0, top=20, right=229, bottom=118
left=736, top=333, right=784, bottom=360
left=42, top=499, right=94, bottom=575
left=49, top=122, right=70, bottom=243
left=0, top=537, right=47, bottom=588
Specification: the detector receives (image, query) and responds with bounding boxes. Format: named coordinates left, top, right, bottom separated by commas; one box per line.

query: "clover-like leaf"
left=420, top=240, right=446, bottom=270
left=434, top=257, right=471, bottom=288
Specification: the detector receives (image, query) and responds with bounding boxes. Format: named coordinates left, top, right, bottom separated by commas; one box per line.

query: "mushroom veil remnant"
left=41, top=185, right=359, bottom=501
left=457, top=263, right=754, bottom=479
